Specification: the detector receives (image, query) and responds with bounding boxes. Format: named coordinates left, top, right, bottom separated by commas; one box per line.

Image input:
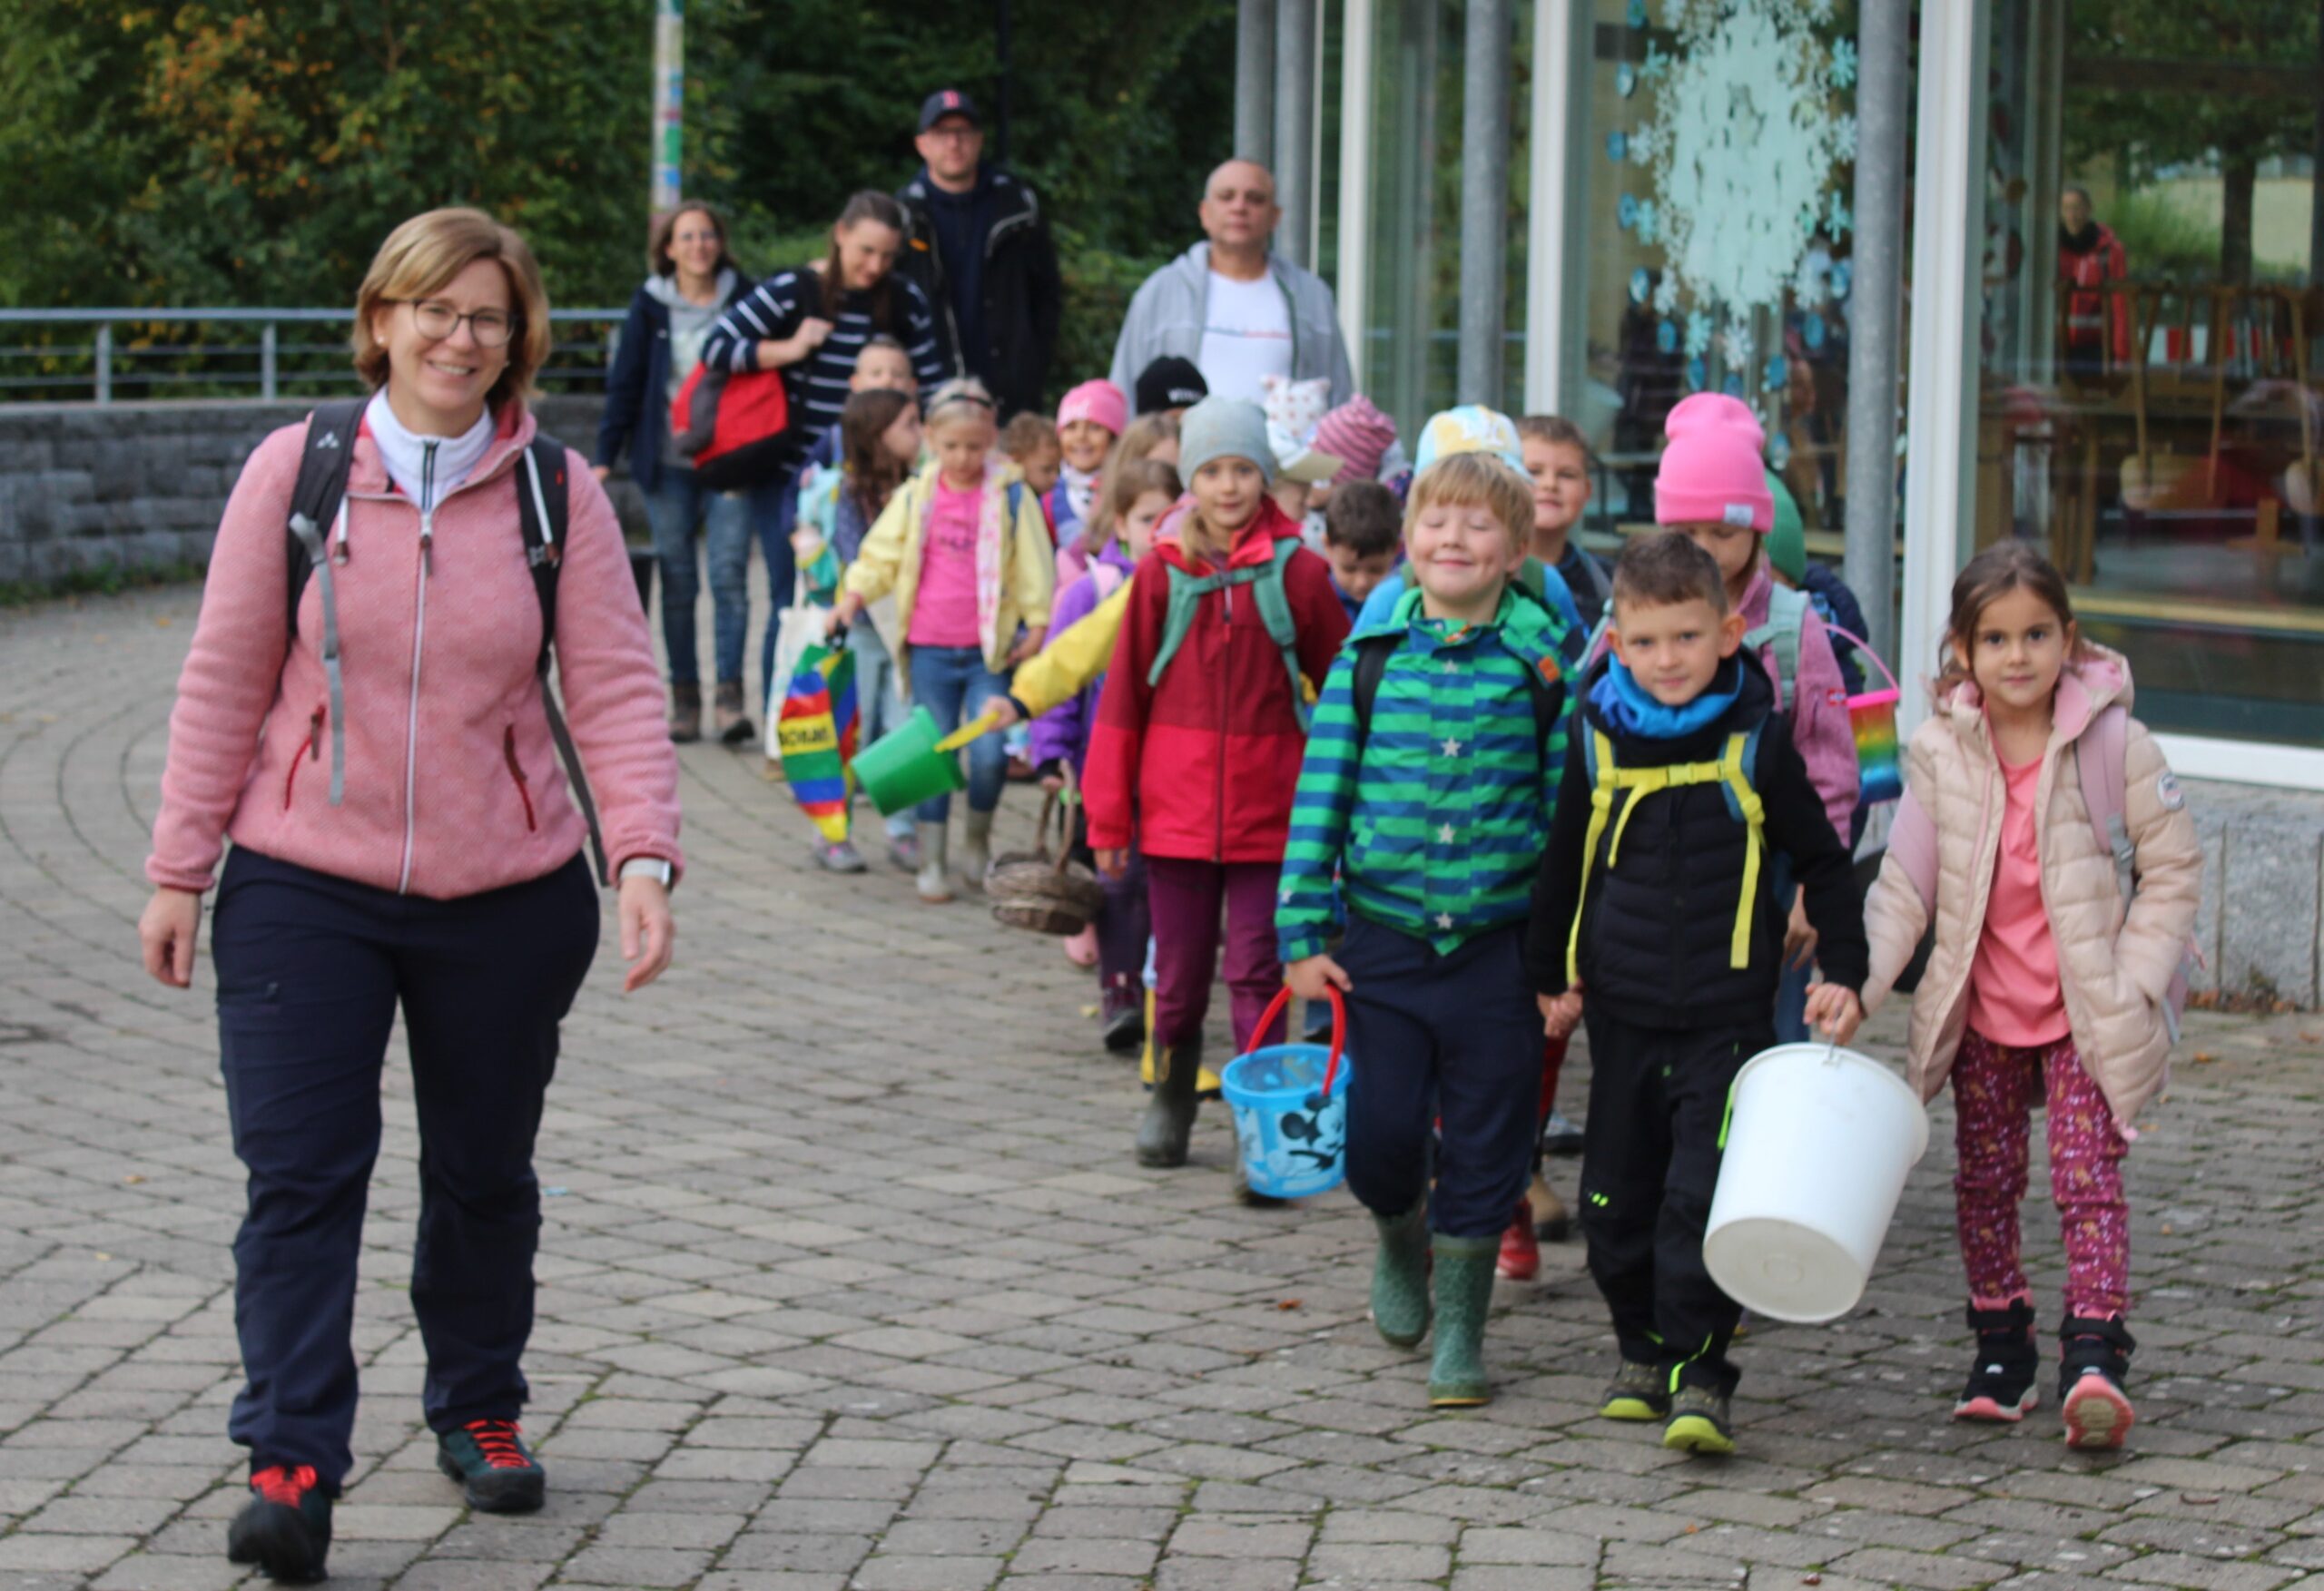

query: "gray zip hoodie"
left=1108, top=242, right=1354, bottom=412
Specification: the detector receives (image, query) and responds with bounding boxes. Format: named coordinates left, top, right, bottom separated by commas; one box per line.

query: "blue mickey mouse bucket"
left=1219, top=986, right=1351, bottom=1200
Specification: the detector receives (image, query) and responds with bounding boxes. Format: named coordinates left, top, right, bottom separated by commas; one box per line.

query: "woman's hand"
left=1804, top=983, right=1864, bottom=1044
left=1093, top=847, right=1128, bottom=879
left=619, top=875, right=675, bottom=993
left=984, top=697, right=1022, bottom=732
left=590, top=465, right=613, bottom=484
left=1285, top=954, right=1352, bottom=1003
left=1007, top=625, right=1049, bottom=666
left=137, top=888, right=202, bottom=988
left=761, top=318, right=835, bottom=368
left=822, top=594, right=862, bottom=641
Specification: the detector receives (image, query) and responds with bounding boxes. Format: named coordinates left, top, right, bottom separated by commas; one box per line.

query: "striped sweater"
left=1277, top=585, right=1577, bottom=964
left=699, top=267, right=950, bottom=480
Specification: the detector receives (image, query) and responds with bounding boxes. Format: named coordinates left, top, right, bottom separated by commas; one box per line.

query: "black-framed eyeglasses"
left=400, top=300, right=518, bottom=349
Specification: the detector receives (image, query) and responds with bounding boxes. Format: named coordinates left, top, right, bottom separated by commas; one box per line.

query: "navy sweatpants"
left=1578, top=1007, right=1771, bottom=1397
left=1338, top=918, right=1541, bottom=1241
left=210, top=847, right=598, bottom=1491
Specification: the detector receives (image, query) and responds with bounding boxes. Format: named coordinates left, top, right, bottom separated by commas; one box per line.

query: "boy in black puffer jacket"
left=1525, top=533, right=1866, bottom=1458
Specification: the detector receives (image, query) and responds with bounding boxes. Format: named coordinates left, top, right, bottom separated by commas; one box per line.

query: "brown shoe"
left=714, top=680, right=753, bottom=745
left=668, top=683, right=702, bottom=743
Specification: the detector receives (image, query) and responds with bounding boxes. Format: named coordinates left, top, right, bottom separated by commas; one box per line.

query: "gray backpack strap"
left=1742, top=584, right=1808, bottom=711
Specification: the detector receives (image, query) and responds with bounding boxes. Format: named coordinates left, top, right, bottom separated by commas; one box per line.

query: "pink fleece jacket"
left=148, top=403, right=683, bottom=900
left=1738, top=561, right=1858, bottom=840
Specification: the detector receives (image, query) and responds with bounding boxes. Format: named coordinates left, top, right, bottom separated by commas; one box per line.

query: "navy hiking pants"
left=211, top=846, right=598, bottom=1491
left=1339, top=918, right=1541, bottom=1240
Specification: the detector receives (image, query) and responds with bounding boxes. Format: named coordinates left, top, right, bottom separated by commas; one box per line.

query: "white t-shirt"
left=1197, top=270, right=1294, bottom=402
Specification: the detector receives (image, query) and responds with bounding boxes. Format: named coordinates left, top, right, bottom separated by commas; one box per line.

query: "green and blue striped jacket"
left=1276, top=584, right=1576, bottom=963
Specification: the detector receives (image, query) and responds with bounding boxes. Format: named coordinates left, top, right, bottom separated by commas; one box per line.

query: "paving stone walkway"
left=2, top=581, right=2321, bottom=1591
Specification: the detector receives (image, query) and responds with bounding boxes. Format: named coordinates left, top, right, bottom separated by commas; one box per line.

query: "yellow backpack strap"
left=1718, top=732, right=1767, bottom=969
left=1566, top=730, right=1620, bottom=987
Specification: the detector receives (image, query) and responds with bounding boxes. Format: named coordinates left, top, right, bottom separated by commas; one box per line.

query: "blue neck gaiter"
left=1590, top=654, right=1742, bottom=740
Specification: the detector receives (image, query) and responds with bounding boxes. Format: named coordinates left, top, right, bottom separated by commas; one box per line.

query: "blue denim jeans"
left=907, top=644, right=1010, bottom=824
left=756, top=476, right=803, bottom=711
left=847, top=621, right=916, bottom=840
left=645, top=469, right=753, bottom=686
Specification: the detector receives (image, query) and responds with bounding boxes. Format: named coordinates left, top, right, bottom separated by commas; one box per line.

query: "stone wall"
left=0, top=395, right=630, bottom=585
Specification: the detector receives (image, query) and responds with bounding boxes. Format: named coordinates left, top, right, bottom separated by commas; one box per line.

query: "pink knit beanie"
left=1312, top=396, right=1399, bottom=485
left=1654, top=393, right=1772, bottom=533
left=1057, top=378, right=1128, bottom=440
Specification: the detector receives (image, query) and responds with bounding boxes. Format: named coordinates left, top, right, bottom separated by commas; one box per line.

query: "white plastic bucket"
left=1702, top=1042, right=1930, bottom=1324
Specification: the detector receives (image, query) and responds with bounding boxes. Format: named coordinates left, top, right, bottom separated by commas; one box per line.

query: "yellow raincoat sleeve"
left=1008, top=573, right=1135, bottom=718
left=1007, top=486, right=1055, bottom=634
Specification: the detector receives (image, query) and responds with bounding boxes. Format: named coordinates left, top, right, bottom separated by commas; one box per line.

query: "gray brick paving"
left=1, top=580, right=2322, bottom=1589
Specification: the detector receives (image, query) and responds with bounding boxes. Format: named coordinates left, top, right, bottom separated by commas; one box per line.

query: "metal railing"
left=0, top=308, right=628, bottom=404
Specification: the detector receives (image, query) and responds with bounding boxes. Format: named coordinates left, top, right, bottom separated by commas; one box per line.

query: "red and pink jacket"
left=148, top=403, right=682, bottom=900
left=1082, top=499, right=1348, bottom=863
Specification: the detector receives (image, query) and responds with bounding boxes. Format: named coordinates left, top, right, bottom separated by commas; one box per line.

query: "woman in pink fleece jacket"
left=134, top=210, right=681, bottom=1583
left=1653, top=394, right=1860, bottom=1043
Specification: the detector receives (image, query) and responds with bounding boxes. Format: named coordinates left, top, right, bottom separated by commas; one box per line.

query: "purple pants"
left=1953, top=1029, right=2131, bottom=1320
left=1146, top=857, right=1285, bottom=1055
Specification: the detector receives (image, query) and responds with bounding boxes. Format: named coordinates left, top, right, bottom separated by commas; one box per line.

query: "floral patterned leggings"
left=1952, top=1029, right=2130, bottom=1319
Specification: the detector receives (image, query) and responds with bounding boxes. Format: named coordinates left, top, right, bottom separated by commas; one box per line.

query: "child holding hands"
left=1083, top=398, right=1348, bottom=1174
left=1852, top=543, right=2199, bottom=1449
left=1279, top=424, right=1582, bottom=1409
left=1527, top=532, right=1866, bottom=1457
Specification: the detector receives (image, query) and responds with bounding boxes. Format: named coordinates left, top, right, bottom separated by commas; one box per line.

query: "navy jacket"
left=596, top=273, right=752, bottom=494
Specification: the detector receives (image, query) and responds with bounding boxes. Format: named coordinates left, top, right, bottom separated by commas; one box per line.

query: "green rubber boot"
left=1369, top=1204, right=1433, bottom=1349
left=1428, top=1234, right=1500, bottom=1407
left=1134, top=1036, right=1202, bottom=1167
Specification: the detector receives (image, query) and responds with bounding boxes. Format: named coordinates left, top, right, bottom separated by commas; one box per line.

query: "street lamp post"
left=652, top=0, right=684, bottom=213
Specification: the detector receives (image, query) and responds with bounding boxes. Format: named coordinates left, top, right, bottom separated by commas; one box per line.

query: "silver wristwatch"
left=618, top=857, right=675, bottom=888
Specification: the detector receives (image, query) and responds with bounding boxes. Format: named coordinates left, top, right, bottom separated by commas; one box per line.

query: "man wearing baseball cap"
left=895, top=89, right=1065, bottom=420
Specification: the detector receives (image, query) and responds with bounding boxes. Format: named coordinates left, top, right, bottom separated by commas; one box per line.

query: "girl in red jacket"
left=1083, top=398, right=1350, bottom=1178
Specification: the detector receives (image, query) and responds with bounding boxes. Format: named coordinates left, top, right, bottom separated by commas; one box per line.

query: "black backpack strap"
left=517, top=436, right=610, bottom=888
left=1518, top=656, right=1567, bottom=773
left=285, top=398, right=366, bottom=806
left=1348, top=633, right=1397, bottom=760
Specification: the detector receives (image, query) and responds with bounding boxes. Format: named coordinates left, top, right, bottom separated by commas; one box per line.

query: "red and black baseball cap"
left=918, top=90, right=982, bottom=133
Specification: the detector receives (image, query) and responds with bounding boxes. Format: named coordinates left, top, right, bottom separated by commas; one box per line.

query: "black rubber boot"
left=1954, top=1299, right=2040, bottom=1422
left=1135, top=1036, right=1201, bottom=1167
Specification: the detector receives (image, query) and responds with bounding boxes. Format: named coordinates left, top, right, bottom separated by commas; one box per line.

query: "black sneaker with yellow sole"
left=1600, top=1359, right=1671, bottom=1421
left=1662, top=1384, right=1737, bottom=1455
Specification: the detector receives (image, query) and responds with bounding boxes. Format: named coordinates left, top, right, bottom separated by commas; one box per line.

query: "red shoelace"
left=251, top=1465, right=320, bottom=1506
left=463, top=1418, right=533, bottom=1469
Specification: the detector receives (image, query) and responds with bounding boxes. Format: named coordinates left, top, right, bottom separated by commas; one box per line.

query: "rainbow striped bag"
left=775, top=641, right=861, bottom=841
left=1826, top=624, right=1903, bottom=807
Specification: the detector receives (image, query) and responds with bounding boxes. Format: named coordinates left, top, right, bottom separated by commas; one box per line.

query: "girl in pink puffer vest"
left=1840, top=544, right=2200, bottom=1453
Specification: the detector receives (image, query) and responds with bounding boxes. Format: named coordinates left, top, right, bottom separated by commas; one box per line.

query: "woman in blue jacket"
left=595, top=201, right=755, bottom=744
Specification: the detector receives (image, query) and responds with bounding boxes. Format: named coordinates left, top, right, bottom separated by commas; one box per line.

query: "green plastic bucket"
left=854, top=706, right=964, bottom=816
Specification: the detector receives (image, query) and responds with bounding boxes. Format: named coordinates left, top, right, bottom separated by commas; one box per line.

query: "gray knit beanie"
left=1176, top=397, right=1276, bottom=486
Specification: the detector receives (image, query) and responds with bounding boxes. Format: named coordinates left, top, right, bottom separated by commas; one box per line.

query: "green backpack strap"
left=1147, top=537, right=1312, bottom=730
left=1742, top=583, right=1808, bottom=711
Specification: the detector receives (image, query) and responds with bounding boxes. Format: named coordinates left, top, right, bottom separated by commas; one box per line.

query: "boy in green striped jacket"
left=1279, top=425, right=1582, bottom=1410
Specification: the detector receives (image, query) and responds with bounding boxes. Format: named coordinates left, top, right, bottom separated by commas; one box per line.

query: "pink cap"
left=1057, top=379, right=1127, bottom=440
left=1654, top=393, right=1772, bottom=533
left=1312, top=396, right=1398, bottom=485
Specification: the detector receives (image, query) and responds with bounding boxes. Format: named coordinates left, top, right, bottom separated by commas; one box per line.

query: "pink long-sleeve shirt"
left=1738, top=561, right=1859, bottom=841
left=148, top=403, right=682, bottom=899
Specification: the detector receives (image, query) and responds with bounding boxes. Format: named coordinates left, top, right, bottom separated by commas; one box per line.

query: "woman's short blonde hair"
left=352, top=208, right=551, bottom=408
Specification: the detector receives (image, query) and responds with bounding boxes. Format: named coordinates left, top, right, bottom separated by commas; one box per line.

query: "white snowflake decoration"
left=1793, top=251, right=1829, bottom=307
left=1833, top=113, right=1858, bottom=163
left=1634, top=200, right=1659, bottom=246
left=1829, top=37, right=1857, bottom=89
left=1684, top=310, right=1715, bottom=358
left=1627, top=124, right=1661, bottom=166
left=1720, top=322, right=1755, bottom=368
left=1639, top=0, right=1851, bottom=324
left=1653, top=274, right=1682, bottom=315
left=1804, top=0, right=1834, bottom=22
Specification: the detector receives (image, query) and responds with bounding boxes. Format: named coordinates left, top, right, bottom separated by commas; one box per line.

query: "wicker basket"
left=987, top=785, right=1105, bottom=937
